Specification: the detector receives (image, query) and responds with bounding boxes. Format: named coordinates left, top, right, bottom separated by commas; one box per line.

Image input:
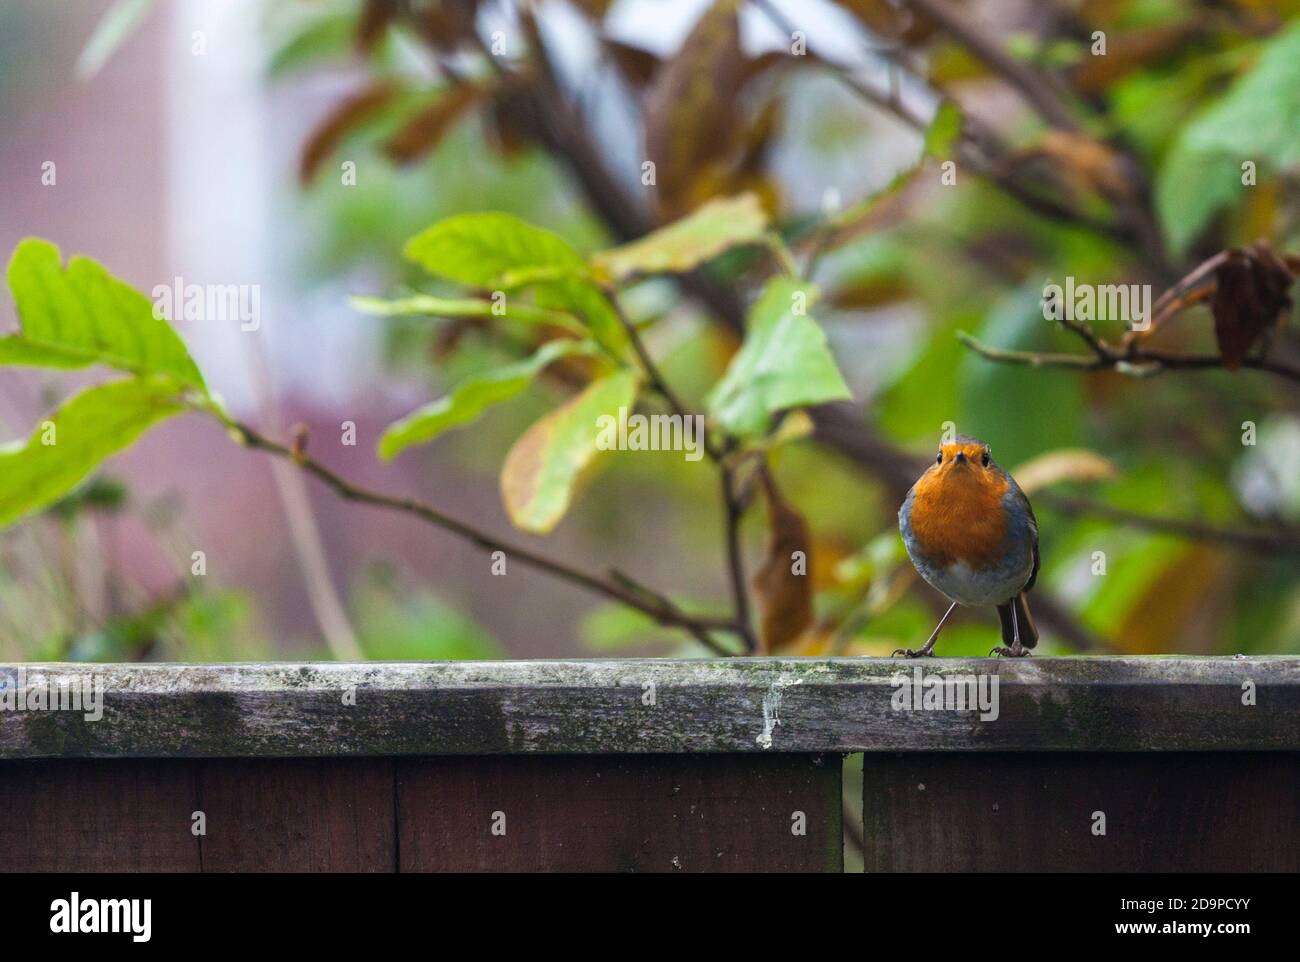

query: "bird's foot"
left=892, top=646, right=936, bottom=658
left=988, top=644, right=1031, bottom=658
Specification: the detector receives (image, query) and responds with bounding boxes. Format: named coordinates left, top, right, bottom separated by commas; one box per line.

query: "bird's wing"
left=1007, top=475, right=1040, bottom=593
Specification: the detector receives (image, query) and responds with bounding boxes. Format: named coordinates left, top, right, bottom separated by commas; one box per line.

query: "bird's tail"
left=997, top=592, right=1039, bottom=649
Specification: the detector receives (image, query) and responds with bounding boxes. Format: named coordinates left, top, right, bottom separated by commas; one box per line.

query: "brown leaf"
left=410, top=0, right=480, bottom=53
left=356, top=0, right=399, bottom=54
left=643, top=0, right=746, bottom=220
left=828, top=278, right=909, bottom=310
left=1115, top=545, right=1224, bottom=654
left=383, top=84, right=484, bottom=164
left=1017, top=131, right=1134, bottom=200
left=299, top=81, right=402, bottom=185
left=485, top=84, right=538, bottom=157
left=569, top=0, right=615, bottom=19
left=1128, top=250, right=1227, bottom=344
left=1072, top=24, right=1194, bottom=94
left=837, top=0, right=937, bottom=43
left=604, top=39, right=661, bottom=89
left=1211, top=243, right=1294, bottom=369
left=751, top=467, right=814, bottom=654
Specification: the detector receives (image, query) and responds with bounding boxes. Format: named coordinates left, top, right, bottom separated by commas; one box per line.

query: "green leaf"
left=1157, top=22, right=1300, bottom=253
left=379, top=340, right=598, bottom=459
left=3, top=239, right=206, bottom=392
left=266, top=12, right=356, bottom=77
left=580, top=602, right=679, bottom=653
left=706, top=279, right=851, bottom=437
left=77, top=0, right=156, bottom=79
left=923, top=101, right=963, bottom=160
left=349, top=293, right=587, bottom=336
left=0, top=377, right=186, bottom=528
left=590, top=193, right=769, bottom=282
left=404, top=212, right=586, bottom=286
left=355, top=588, right=503, bottom=661
left=403, top=213, right=629, bottom=359
left=1154, top=142, right=1241, bottom=255
left=500, top=369, right=640, bottom=533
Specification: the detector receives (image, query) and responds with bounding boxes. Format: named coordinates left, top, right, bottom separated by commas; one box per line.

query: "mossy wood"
left=2, top=657, right=1296, bottom=758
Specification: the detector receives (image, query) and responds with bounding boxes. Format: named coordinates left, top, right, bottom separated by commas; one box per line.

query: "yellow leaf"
left=591, top=193, right=768, bottom=283
left=1011, top=448, right=1118, bottom=495
left=500, top=370, right=640, bottom=533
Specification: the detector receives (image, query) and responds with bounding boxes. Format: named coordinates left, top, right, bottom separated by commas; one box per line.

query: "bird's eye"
left=935, top=452, right=942, bottom=464
left=981, top=451, right=990, bottom=467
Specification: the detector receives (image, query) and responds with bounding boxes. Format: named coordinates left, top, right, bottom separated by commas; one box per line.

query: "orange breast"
left=908, top=468, right=1009, bottom=568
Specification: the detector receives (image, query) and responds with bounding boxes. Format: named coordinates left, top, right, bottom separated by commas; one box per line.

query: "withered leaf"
left=836, top=0, right=937, bottom=43
left=604, top=39, right=661, bottom=90
left=569, top=0, right=615, bottom=20
left=1072, top=24, right=1193, bottom=93
left=383, top=84, right=484, bottom=164
left=644, top=0, right=746, bottom=220
left=410, top=0, right=480, bottom=53
left=299, top=81, right=403, bottom=185
left=1211, top=243, right=1294, bottom=369
left=356, top=0, right=399, bottom=54
left=1016, top=131, right=1134, bottom=200
left=751, top=467, right=814, bottom=654
left=485, top=85, right=538, bottom=157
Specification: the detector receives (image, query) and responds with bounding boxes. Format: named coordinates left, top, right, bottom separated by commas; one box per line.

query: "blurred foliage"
left=3, top=0, right=1300, bottom=661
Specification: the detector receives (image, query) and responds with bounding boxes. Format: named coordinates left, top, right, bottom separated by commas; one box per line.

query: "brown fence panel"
left=398, top=754, right=842, bottom=872
left=0, top=759, right=202, bottom=872
left=197, top=758, right=396, bottom=872
left=862, top=752, right=1300, bottom=872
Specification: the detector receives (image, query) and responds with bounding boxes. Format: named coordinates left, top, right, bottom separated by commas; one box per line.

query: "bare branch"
left=1039, top=493, right=1300, bottom=556
left=224, top=421, right=749, bottom=648
left=902, top=0, right=1085, bottom=132
left=959, top=328, right=1300, bottom=383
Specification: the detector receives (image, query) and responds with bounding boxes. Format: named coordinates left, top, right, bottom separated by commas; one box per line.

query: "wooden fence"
left=0, top=657, right=1296, bottom=871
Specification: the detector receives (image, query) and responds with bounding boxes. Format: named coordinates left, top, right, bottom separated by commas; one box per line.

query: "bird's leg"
left=989, top=599, right=1031, bottom=657
left=894, top=601, right=957, bottom=658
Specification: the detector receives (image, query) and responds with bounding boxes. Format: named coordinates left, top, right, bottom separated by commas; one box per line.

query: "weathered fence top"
left=1, top=657, right=1297, bottom=758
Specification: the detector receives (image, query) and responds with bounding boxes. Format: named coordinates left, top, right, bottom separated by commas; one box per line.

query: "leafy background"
left=1, top=0, right=1299, bottom=669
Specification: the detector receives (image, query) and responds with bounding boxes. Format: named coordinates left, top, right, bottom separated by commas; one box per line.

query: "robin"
left=896, top=436, right=1039, bottom=658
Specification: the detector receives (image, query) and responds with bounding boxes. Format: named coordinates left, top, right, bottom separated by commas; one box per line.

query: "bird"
left=896, top=436, right=1039, bottom=658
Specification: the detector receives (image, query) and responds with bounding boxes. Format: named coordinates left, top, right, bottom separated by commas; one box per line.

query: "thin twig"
left=607, top=293, right=759, bottom=651
left=721, top=463, right=759, bottom=653
left=608, top=569, right=737, bottom=655
left=223, top=420, right=749, bottom=646
left=751, top=0, right=1139, bottom=253
left=958, top=329, right=1300, bottom=383
left=903, top=0, right=1085, bottom=133
left=1039, top=493, right=1300, bottom=556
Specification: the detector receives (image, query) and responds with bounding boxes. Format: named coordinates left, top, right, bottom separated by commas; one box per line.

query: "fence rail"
left=1, top=658, right=1296, bottom=871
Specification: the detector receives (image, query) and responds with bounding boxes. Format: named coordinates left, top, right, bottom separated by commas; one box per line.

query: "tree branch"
left=223, top=420, right=746, bottom=654
left=903, top=0, right=1085, bottom=133
left=750, top=0, right=1152, bottom=261
left=958, top=328, right=1300, bottom=383
left=1038, top=493, right=1300, bottom=556
left=608, top=293, right=760, bottom=652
